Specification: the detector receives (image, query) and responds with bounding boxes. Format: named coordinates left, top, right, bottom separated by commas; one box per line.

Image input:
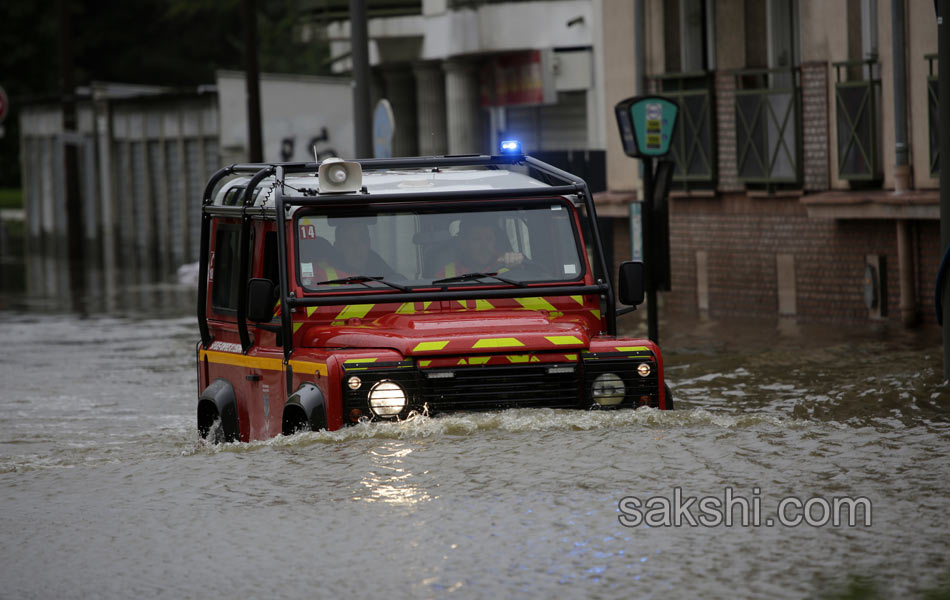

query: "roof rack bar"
left=274, top=166, right=295, bottom=361
left=236, top=166, right=276, bottom=354
left=525, top=156, right=617, bottom=335
left=280, top=184, right=583, bottom=207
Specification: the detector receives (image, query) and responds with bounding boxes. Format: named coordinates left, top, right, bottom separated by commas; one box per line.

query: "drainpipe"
left=892, top=0, right=911, bottom=191
left=892, top=0, right=917, bottom=325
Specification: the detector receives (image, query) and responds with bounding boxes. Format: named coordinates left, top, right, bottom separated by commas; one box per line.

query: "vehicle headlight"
left=368, top=380, right=407, bottom=417
left=637, top=363, right=652, bottom=377
left=591, top=373, right=625, bottom=406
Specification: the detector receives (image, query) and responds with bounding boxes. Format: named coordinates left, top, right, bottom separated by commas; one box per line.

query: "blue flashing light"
left=499, top=139, right=522, bottom=154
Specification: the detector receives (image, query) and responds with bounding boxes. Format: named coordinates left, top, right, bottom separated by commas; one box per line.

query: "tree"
left=0, top=0, right=331, bottom=187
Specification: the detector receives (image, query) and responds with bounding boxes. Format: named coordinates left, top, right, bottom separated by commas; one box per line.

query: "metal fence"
left=19, top=92, right=219, bottom=272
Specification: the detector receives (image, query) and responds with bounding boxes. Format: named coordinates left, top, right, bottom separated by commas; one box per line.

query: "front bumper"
left=341, top=350, right=661, bottom=422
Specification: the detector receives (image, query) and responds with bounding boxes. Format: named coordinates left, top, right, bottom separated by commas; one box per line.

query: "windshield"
left=294, top=201, right=586, bottom=291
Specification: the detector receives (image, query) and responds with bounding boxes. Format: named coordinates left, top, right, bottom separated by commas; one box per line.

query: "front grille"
left=419, top=363, right=581, bottom=411
left=584, top=359, right=660, bottom=408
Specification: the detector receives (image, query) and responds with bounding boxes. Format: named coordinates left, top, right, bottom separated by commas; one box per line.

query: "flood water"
left=1, top=255, right=950, bottom=598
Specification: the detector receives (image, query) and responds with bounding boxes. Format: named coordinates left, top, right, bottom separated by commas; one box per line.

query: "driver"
left=437, top=218, right=524, bottom=278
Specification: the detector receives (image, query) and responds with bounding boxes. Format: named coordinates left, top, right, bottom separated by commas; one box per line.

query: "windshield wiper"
left=432, top=271, right=526, bottom=287
left=317, top=275, right=409, bottom=292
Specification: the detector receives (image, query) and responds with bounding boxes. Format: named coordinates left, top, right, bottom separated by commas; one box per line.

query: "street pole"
left=243, top=0, right=263, bottom=163
left=58, top=0, right=86, bottom=312
left=350, top=0, right=373, bottom=158
left=939, top=0, right=950, bottom=379
left=642, top=156, right=658, bottom=343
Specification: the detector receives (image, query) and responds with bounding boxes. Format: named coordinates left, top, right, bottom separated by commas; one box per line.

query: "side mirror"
left=247, top=278, right=277, bottom=323
left=618, top=261, right=645, bottom=307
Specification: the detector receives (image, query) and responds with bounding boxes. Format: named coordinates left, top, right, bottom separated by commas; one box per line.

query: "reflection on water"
left=0, top=227, right=194, bottom=316
left=359, top=442, right=434, bottom=505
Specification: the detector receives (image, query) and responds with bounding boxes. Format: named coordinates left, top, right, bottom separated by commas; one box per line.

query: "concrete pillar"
left=381, top=67, right=418, bottom=157
left=413, top=62, right=448, bottom=156
left=443, top=60, right=483, bottom=154
left=896, top=219, right=918, bottom=326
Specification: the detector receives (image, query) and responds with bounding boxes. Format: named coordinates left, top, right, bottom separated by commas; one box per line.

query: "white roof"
left=359, top=167, right=550, bottom=194
left=214, top=165, right=557, bottom=207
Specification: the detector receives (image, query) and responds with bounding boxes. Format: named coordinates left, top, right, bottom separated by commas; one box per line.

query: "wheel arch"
left=282, top=383, right=327, bottom=435
left=197, top=378, right=240, bottom=442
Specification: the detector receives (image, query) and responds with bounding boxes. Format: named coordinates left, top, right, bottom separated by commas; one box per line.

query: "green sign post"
left=614, top=96, right=678, bottom=343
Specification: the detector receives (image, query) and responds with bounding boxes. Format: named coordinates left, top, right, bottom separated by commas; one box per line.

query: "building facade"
left=319, top=0, right=608, bottom=188
left=603, top=0, right=941, bottom=326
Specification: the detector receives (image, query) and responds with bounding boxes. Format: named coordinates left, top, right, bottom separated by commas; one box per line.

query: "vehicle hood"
left=301, top=311, right=592, bottom=356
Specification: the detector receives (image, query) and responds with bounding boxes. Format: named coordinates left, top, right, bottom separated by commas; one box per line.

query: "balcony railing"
left=927, top=54, right=939, bottom=177
left=652, top=72, right=716, bottom=186
left=733, top=68, right=801, bottom=187
left=833, top=60, right=882, bottom=182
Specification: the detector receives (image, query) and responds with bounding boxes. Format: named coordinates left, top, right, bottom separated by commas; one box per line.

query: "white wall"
left=216, top=71, right=354, bottom=163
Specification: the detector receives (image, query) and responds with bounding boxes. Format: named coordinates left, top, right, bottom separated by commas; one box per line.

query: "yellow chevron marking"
left=515, top=297, right=557, bottom=312
left=565, top=354, right=578, bottom=361
left=475, top=299, right=494, bottom=311
left=473, top=337, right=524, bottom=349
left=570, top=295, right=584, bottom=305
left=507, top=355, right=531, bottom=363
left=545, top=335, right=582, bottom=345
left=396, top=302, right=416, bottom=314
left=418, top=360, right=432, bottom=367
left=423, top=301, right=432, bottom=310
left=615, top=346, right=650, bottom=352
left=467, top=356, right=491, bottom=365
left=336, top=304, right=374, bottom=320
left=293, top=323, right=302, bottom=333
left=307, top=306, right=319, bottom=317
left=590, top=309, right=601, bottom=319
left=345, top=358, right=376, bottom=363
left=413, top=340, right=450, bottom=352
left=457, top=358, right=467, bottom=365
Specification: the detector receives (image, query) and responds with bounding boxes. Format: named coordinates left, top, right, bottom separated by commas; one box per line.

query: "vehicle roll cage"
left=197, top=154, right=617, bottom=359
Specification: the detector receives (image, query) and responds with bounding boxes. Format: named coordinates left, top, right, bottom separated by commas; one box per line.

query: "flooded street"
left=2, top=271, right=950, bottom=599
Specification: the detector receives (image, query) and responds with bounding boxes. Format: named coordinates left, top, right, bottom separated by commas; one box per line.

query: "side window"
left=211, top=223, right=241, bottom=312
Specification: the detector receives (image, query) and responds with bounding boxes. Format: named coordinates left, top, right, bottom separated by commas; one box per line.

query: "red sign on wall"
left=480, top=51, right=556, bottom=108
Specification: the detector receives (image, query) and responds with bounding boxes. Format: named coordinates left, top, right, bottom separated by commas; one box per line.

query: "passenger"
left=437, top=218, right=524, bottom=278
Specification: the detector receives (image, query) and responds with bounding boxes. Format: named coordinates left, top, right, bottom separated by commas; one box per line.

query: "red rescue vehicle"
left=196, top=151, right=671, bottom=442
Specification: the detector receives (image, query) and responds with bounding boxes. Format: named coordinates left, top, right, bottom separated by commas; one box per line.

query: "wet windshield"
left=294, top=202, right=586, bottom=290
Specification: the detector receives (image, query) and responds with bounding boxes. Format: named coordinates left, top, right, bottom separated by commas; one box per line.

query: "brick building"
left=601, top=0, right=941, bottom=327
